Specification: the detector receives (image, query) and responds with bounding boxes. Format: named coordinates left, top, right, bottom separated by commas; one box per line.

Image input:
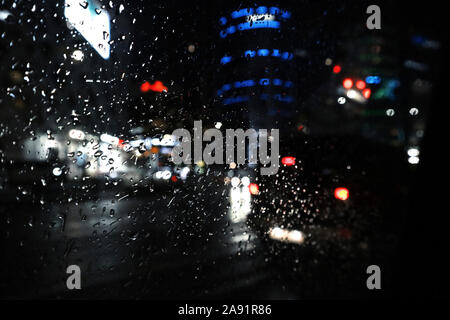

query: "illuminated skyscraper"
left=213, top=4, right=297, bottom=131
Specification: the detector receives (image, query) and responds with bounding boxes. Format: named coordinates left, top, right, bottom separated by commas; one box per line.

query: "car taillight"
left=334, top=187, right=349, bottom=201
left=249, top=183, right=259, bottom=195
left=281, top=156, right=296, bottom=166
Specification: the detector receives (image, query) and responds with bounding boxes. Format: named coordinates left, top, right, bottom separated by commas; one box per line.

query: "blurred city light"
left=343, top=78, right=353, bottom=89
left=407, top=148, right=420, bottom=157
left=71, top=50, right=84, bottom=61
left=365, top=76, right=381, bottom=84
left=231, top=177, right=240, bottom=187
left=356, top=80, right=366, bottom=90
left=269, top=227, right=305, bottom=245
left=334, top=187, right=350, bottom=201
left=241, top=176, right=250, bottom=187
left=362, top=88, right=371, bottom=99
left=248, top=183, right=259, bottom=195
left=68, top=129, right=86, bottom=140
left=408, top=156, right=420, bottom=164
left=337, top=97, right=346, bottom=104
left=333, top=65, right=341, bottom=74
left=281, top=156, right=296, bottom=166
left=140, top=80, right=168, bottom=93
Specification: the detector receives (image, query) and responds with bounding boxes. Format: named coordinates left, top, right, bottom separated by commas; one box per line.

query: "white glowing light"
left=161, top=170, right=172, bottom=180
left=346, top=89, right=366, bottom=103
left=241, top=176, right=250, bottom=187
left=71, top=50, right=84, bottom=61
left=337, top=97, right=346, bottom=104
left=269, top=227, right=305, bottom=245
left=231, top=177, right=240, bottom=187
left=386, top=109, right=395, bottom=116
left=409, top=107, right=419, bottom=116
left=347, top=90, right=357, bottom=99
left=64, top=0, right=111, bottom=59
left=407, top=148, right=420, bottom=157
left=69, top=129, right=85, bottom=140
left=287, top=230, right=305, bottom=244
left=408, top=156, right=420, bottom=164
left=180, top=167, right=190, bottom=180
left=100, top=133, right=119, bottom=145
left=53, top=167, right=62, bottom=176
left=229, top=186, right=251, bottom=223
left=270, top=227, right=285, bottom=240
left=246, top=14, right=275, bottom=22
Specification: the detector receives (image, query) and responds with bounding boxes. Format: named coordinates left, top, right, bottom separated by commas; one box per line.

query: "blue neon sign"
left=231, top=8, right=254, bottom=19
left=217, top=78, right=295, bottom=96
left=220, top=49, right=293, bottom=65
left=223, top=94, right=294, bottom=105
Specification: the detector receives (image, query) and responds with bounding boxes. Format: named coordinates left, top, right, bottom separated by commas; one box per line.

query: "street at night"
left=1, top=0, right=449, bottom=306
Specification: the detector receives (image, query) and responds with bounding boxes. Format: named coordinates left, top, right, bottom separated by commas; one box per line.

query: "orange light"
left=334, top=187, right=349, bottom=201
left=281, top=156, right=296, bottom=166
left=150, top=146, right=159, bottom=153
left=356, top=80, right=366, bottom=90
left=362, top=88, right=371, bottom=99
left=249, top=183, right=259, bottom=195
left=333, top=65, right=341, bottom=74
left=343, top=78, right=353, bottom=89
left=140, top=80, right=168, bottom=93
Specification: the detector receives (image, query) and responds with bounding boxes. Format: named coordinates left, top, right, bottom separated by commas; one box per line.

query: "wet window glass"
left=0, top=0, right=447, bottom=299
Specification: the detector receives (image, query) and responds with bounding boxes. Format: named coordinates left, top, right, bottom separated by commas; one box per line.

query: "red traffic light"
left=333, top=65, right=342, bottom=74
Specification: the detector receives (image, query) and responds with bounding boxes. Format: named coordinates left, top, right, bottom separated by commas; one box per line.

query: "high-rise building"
left=213, top=3, right=297, bottom=131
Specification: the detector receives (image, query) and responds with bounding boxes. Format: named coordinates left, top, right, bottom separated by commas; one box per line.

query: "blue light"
left=273, top=94, right=294, bottom=103
left=219, top=30, right=227, bottom=38
left=412, top=35, right=425, bottom=45
left=220, top=56, right=232, bottom=65
left=269, top=7, right=280, bottom=15
left=217, top=78, right=294, bottom=96
left=240, top=80, right=256, bottom=87
left=237, top=20, right=280, bottom=31
left=244, top=50, right=256, bottom=58
left=273, top=79, right=282, bottom=86
left=220, top=50, right=293, bottom=62
left=223, top=96, right=249, bottom=105
left=365, top=76, right=381, bottom=84
left=281, top=52, right=293, bottom=60
left=256, top=6, right=268, bottom=14
left=227, top=25, right=236, bottom=34
left=231, top=8, right=254, bottom=19
left=257, top=49, right=270, bottom=56
left=284, top=81, right=294, bottom=88
left=280, top=10, right=291, bottom=19
left=219, top=17, right=227, bottom=26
